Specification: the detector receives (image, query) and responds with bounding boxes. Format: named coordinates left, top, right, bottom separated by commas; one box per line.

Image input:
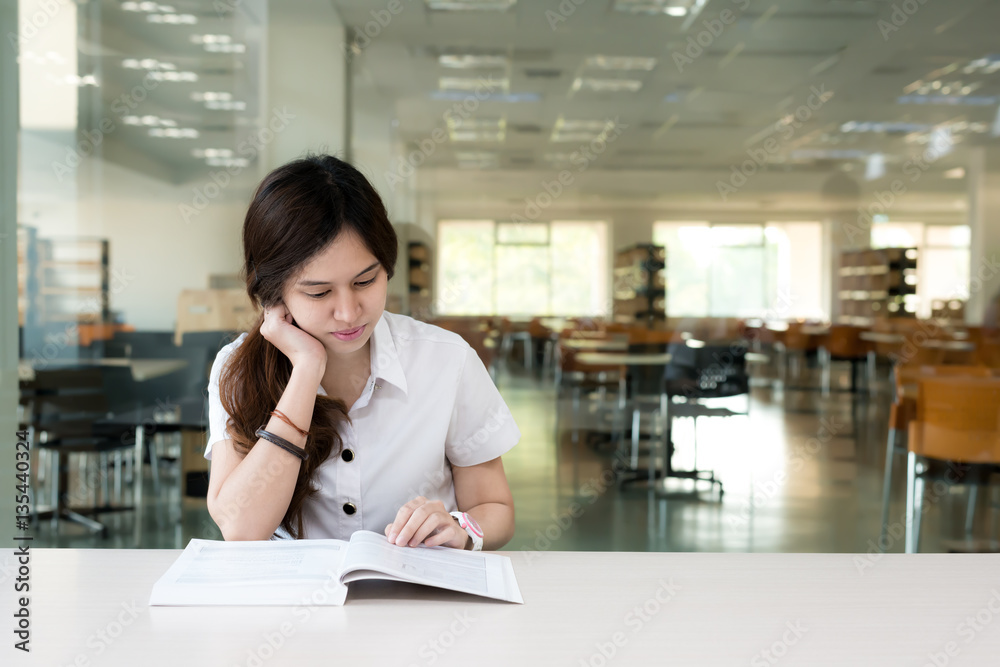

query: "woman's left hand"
left=384, top=496, right=470, bottom=550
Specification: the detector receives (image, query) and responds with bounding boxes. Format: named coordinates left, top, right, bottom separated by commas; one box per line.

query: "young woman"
left=204, top=155, right=519, bottom=550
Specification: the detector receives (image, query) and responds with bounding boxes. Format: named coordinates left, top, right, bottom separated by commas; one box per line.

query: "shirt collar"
left=368, top=312, right=408, bottom=395
left=315, top=313, right=408, bottom=400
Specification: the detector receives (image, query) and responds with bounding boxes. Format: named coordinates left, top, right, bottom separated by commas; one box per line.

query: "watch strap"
left=449, top=511, right=484, bottom=551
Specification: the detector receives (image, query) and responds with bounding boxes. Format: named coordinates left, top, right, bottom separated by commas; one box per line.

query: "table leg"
left=134, top=424, right=145, bottom=507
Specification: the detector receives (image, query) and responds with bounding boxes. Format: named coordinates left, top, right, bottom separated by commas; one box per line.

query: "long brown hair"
left=219, top=154, right=398, bottom=538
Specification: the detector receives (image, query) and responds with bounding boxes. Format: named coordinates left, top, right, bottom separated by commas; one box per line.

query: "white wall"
left=20, top=153, right=252, bottom=331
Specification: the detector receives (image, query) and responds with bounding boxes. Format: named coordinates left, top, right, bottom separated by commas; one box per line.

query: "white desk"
left=560, top=339, right=629, bottom=352
left=16, top=549, right=1000, bottom=665
left=18, top=358, right=188, bottom=382
left=860, top=331, right=906, bottom=344
left=576, top=352, right=672, bottom=365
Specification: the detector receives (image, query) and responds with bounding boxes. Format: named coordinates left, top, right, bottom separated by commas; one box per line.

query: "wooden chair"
left=904, top=376, right=1000, bottom=553
left=818, top=325, right=869, bottom=395
left=528, top=318, right=558, bottom=378
left=498, top=317, right=533, bottom=371
left=880, top=364, right=993, bottom=542
left=779, top=321, right=822, bottom=387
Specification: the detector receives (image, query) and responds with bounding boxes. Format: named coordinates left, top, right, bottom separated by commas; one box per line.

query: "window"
left=437, top=220, right=608, bottom=316
left=653, top=221, right=824, bottom=319
left=871, top=222, right=970, bottom=318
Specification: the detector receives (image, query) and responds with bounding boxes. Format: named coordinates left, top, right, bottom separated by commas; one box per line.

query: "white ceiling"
left=338, top=0, right=1000, bottom=184
left=50, top=0, right=1000, bottom=206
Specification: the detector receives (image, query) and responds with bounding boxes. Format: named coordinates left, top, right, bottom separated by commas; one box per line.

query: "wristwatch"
left=449, top=511, right=484, bottom=551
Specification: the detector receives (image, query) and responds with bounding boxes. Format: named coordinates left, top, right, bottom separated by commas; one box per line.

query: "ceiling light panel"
left=439, top=54, right=509, bottom=69
left=571, top=77, right=643, bottom=93
left=439, top=76, right=509, bottom=91
left=191, top=34, right=246, bottom=53
left=550, top=117, right=617, bottom=142
left=447, top=116, right=506, bottom=142
left=424, top=0, right=516, bottom=11
left=583, top=56, right=657, bottom=71
left=454, top=151, right=499, bottom=168
left=613, top=0, right=696, bottom=16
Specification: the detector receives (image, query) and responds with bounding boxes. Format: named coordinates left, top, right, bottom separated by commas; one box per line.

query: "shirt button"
left=341, top=449, right=355, bottom=463
left=343, top=502, right=357, bottom=516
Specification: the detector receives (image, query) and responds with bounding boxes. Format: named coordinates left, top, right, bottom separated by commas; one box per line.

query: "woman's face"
left=281, top=229, right=387, bottom=361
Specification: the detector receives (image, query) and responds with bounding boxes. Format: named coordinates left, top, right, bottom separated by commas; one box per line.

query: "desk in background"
left=21, top=549, right=1000, bottom=665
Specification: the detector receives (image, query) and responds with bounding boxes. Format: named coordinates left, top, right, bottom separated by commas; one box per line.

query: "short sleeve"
left=204, top=339, right=240, bottom=460
left=445, top=344, right=521, bottom=467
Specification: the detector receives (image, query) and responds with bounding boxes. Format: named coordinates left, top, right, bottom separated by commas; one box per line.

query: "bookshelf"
left=613, top=244, right=666, bottom=323
left=837, top=247, right=918, bottom=325
left=37, top=236, right=112, bottom=326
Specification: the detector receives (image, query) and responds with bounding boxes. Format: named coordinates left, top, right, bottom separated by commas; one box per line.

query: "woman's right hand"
left=259, top=302, right=328, bottom=375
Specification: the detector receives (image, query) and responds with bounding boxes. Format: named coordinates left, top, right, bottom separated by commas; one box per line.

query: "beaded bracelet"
left=255, top=428, right=307, bottom=461
left=270, top=409, right=310, bottom=437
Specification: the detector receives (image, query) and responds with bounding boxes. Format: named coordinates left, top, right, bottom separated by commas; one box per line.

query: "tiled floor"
left=26, top=360, right=1000, bottom=554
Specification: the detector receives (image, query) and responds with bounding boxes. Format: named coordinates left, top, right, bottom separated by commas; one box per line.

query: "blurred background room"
left=6, top=0, right=1000, bottom=555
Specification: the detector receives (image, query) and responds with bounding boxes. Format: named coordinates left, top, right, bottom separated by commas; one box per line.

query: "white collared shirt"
left=205, top=311, right=520, bottom=539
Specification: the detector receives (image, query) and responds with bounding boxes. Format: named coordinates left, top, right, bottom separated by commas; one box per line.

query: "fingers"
left=387, top=497, right=451, bottom=547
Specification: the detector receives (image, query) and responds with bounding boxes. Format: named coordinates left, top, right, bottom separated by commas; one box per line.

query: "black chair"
left=179, top=330, right=239, bottom=359
left=19, top=368, right=138, bottom=537
left=622, top=342, right=671, bottom=480
left=658, top=341, right=751, bottom=497
left=110, top=330, right=176, bottom=358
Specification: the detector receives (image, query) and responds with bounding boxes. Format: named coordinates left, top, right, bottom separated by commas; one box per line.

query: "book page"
left=339, top=531, right=523, bottom=603
left=150, top=539, right=349, bottom=606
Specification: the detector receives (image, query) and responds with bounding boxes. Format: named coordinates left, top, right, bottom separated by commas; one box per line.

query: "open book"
left=149, top=530, right=523, bottom=606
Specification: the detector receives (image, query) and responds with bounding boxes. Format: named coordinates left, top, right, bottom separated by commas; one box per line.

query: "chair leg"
left=820, top=347, right=831, bottom=397
left=880, top=428, right=898, bottom=543
left=867, top=351, right=878, bottom=396
left=905, top=452, right=918, bottom=553
left=49, top=450, right=60, bottom=529
left=966, top=484, right=979, bottom=537
left=630, top=407, right=641, bottom=471
left=912, top=472, right=925, bottom=553
left=149, top=436, right=160, bottom=494
left=100, top=453, right=111, bottom=505
left=114, top=451, right=124, bottom=504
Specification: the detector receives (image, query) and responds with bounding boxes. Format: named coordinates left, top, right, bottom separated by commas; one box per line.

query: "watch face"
left=463, top=513, right=484, bottom=538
